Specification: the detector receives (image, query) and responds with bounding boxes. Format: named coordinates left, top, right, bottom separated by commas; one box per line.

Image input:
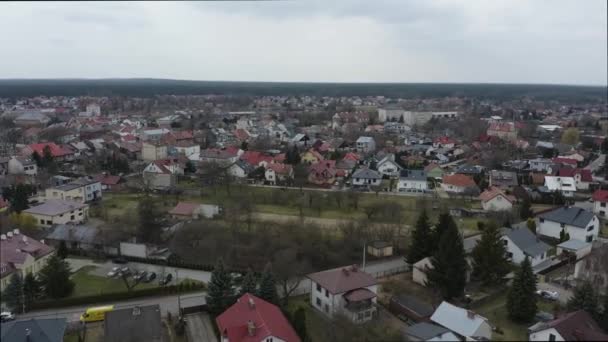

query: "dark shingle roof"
left=501, top=227, right=551, bottom=257
left=391, top=294, right=434, bottom=318
left=538, top=206, right=595, bottom=228
left=307, top=266, right=377, bottom=294
left=405, top=322, right=451, bottom=340
left=352, top=168, right=382, bottom=180
left=399, top=169, right=427, bottom=181
left=1, top=318, right=66, bottom=342
left=104, top=305, right=162, bottom=342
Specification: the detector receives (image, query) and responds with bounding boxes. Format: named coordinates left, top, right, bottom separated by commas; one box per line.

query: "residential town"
left=0, top=88, right=606, bottom=342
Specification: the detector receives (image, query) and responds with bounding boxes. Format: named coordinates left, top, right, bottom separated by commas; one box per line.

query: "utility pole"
left=176, top=269, right=181, bottom=317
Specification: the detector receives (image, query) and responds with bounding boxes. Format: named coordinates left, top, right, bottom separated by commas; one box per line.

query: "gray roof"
left=501, top=227, right=551, bottom=257
left=490, top=170, right=518, bottom=186
left=538, top=206, right=595, bottom=228
left=24, top=200, right=87, bottom=216
left=104, top=305, right=162, bottom=342
left=15, top=111, right=50, bottom=122
left=456, top=164, right=483, bottom=174
left=391, top=294, right=434, bottom=317
left=46, top=224, right=99, bottom=244
left=463, top=234, right=482, bottom=254
left=352, top=168, right=382, bottom=179
left=1, top=318, right=66, bottom=342
left=431, top=301, right=489, bottom=338
left=399, top=169, right=427, bottom=181
left=356, top=136, right=374, bottom=143
left=405, top=322, right=451, bottom=340
left=557, top=239, right=591, bottom=251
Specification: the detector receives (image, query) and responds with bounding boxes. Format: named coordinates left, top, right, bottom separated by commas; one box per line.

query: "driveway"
left=537, top=282, right=573, bottom=304
left=185, top=312, right=217, bottom=342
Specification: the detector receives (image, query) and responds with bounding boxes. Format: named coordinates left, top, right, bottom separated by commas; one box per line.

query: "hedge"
left=29, top=282, right=206, bottom=311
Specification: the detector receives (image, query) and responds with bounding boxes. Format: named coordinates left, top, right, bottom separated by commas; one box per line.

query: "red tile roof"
left=307, top=265, right=376, bottom=294
left=558, top=168, right=592, bottom=182
left=434, top=136, right=455, bottom=145
left=442, top=174, right=476, bottom=188
left=488, top=122, right=516, bottom=132
left=169, top=202, right=200, bottom=216
left=233, top=129, right=251, bottom=141
left=266, top=163, right=292, bottom=175
left=343, top=152, right=360, bottom=161
left=28, top=143, right=73, bottom=157
left=479, top=187, right=516, bottom=203
left=343, top=288, right=377, bottom=302
left=552, top=157, right=578, bottom=166
left=592, top=190, right=608, bottom=203
left=216, top=293, right=300, bottom=342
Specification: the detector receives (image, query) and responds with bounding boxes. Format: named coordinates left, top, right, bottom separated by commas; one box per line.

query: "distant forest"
left=0, top=79, right=606, bottom=103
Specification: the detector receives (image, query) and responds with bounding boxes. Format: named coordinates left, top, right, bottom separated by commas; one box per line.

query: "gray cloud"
left=0, top=0, right=605, bottom=85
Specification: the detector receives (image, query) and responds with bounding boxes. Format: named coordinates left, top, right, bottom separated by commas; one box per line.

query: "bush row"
left=29, top=282, right=206, bottom=311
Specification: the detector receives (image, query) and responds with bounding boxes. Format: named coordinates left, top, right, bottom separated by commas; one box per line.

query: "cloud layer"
left=1, top=1, right=606, bottom=85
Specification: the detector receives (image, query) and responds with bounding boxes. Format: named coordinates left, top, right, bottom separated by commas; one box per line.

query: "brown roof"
left=442, top=174, right=476, bottom=187
left=307, top=265, right=376, bottom=294
left=169, top=202, right=200, bottom=216
left=343, top=288, right=377, bottom=302
left=533, top=310, right=608, bottom=341
left=479, top=187, right=516, bottom=203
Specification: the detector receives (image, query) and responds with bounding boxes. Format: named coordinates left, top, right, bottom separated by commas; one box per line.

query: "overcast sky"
left=1, top=1, right=606, bottom=85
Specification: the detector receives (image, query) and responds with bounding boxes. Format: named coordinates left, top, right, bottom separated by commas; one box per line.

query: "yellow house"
left=300, top=149, right=324, bottom=164
left=23, top=199, right=89, bottom=227
left=0, top=230, right=55, bottom=292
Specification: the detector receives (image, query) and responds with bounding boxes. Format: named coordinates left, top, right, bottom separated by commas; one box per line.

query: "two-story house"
left=528, top=310, right=608, bottom=342
left=265, top=163, right=293, bottom=185
left=557, top=168, right=593, bottom=191
left=7, top=156, right=37, bottom=176
left=351, top=168, right=382, bottom=188
left=307, top=266, right=378, bottom=324
left=592, top=189, right=608, bottom=219
left=0, top=230, right=55, bottom=292
left=501, top=227, right=551, bottom=268
left=544, top=176, right=576, bottom=198
left=142, top=159, right=183, bottom=190
left=355, top=136, right=376, bottom=153
left=23, top=199, right=89, bottom=228
left=397, top=169, right=428, bottom=193
left=537, top=206, right=599, bottom=243
left=376, top=154, right=402, bottom=178
left=45, top=177, right=102, bottom=203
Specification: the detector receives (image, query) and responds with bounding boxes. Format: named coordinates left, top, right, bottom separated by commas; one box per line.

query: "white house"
left=430, top=301, right=492, bottom=341
left=355, top=136, right=376, bottom=153
left=544, top=176, right=576, bottom=197
left=501, top=227, right=551, bottom=268
left=264, top=163, right=293, bottom=185
left=528, top=158, right=554, bottom=173
left=45, top=177, right=102, bottom=203
left=351, top=168, right=382, bottom=188
left=537, top=206, right=599, bottom=243
left=441, top=174, right=478, bottom=194
left=397, top=169, right=428, bottom=193
left=7, top=156, right=37, bottom=176
left=412, top=257, right=432, bottom=287
left=479, top=187, right=516, bottom=211
left=404, top=322, right=461, bottom=342
left=227, top=160, right=255, bottom=179
left=376, top=154, right=402, bottom=178
left=528, top=310, right=608, bottom=341
left=307, top=266, right=378, bottom=324
left=591, top=189, right=608, bottom=219
left=142, top=160, right=182, bottom=189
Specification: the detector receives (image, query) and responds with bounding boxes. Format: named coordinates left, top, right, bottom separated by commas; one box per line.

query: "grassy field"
left=473, top=292, right=557, bottom=341
left=70, top=265, right=158, bottom=297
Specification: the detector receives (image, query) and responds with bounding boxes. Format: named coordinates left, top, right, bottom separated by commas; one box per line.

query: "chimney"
left=7, top=232, right=13, bottom=239
left=40, top=239, right=45, bottom=244
left=467, top=310, right=476, bottom=319
left=246, top=320, right=256, bottom=337
left=248, top=297, right=255, bottom=310
left=342, top=268, right=350, bottom=276
left=351, top=264, right=359, bottom=272
left=0, top=234, right=6, bottom=240
left=13, top=229, right=19, bottom=235
left=22, top=236, right=28, bottom=244
left=132, top=306, right=141, bottom=316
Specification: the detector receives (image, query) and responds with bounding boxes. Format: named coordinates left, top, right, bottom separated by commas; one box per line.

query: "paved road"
left=16, top=291, right=207, bottom=323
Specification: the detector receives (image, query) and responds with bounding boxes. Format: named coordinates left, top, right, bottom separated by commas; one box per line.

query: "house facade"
left=501, top=227, right=551, bottom=267
left=479, top=187, right=515, bottom=211
left=537, top=206, right=599, bottom=243
left=376, top=154, right=402, bottom=178
left=0, top=230, right=55, bottom=292
left=45, top=178, right=102, bottom=203
left=7, top=156, right=37, bottom=176
left=592, top=190, right=608, bottom=219
left=544, top=176, right=576, bottom=197
left=24, top=200, right=89, bottom=227
left=355, top=136, right=376, bottom=153
left=142, top=141, right=168, bottom=162
left=307, top=266, right=378, bottom=324
left=351, top=168, right=382, bottom=188
left=441, top=174, right=478, bottom=194
left=397, top=169, right=428, bottom=193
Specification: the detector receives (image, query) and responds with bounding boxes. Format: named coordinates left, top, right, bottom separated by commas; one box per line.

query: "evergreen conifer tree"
left=239, top=268, right=258, bottom=296
left=57, top=241, right=68, bottom=259
left=472, top=222, right=510, bottom=285
left=406, top=210, right=433, bottom=264
left=507, top=257, right=537, bottom=322
left=426, top=214, right=467, bottom=300
left=2, top=274, right=24, bottom=312
left=431, top=213, right=458, bottom=251
left=38, top=255, right=75, bottom=299
left=292, top=307, right=308, bottom=342
left=257, top=263, right=279, bottom=305
left=206, top=258, right=236, bottom=315
left=23, top=272, right=42, bottom=310
left=567, top=281, right=599, bottom=319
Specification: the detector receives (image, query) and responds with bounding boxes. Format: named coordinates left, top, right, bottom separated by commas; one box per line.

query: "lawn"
left=70, top=265, right=158, bottom=297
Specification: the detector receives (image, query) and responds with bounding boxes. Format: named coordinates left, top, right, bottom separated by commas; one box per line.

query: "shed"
left=367, top=240, right=393, bottom=258
left=389, top=294, right=434, bottom=324
left=556, top=239, right=592, bottom=260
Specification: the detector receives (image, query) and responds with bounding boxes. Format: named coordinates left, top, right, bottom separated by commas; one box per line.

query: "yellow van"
left=80, top=305, right=115, bottom=322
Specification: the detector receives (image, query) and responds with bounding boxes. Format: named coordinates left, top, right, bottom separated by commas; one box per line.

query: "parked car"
left=143, top=272, right=157, bottom=283
left=119, top=267, right=131, bottom=276
left=112, top=257, right=128, bottom=264
left=536, top=290, right=559, bottom=301
left=107, top=267, right=121, bottom=278
left=159, top=273, right=173, bottom=286
left=1, top=311, right=15, bottom=322
left=133, top=271, right=147, bottom=281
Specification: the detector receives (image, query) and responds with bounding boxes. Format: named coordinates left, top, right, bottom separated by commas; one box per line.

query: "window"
left=40, top=219, right=44, bottom=224
left=540, top=218, right=544, bottom=223
left=560, top=223, right=565, bottom=228
left=503, top=239, right=508, bottom=246
left=324, top=304, right=329, bottom=313
left=586, top=235, right=593, bottom=243
left=549, top=333, right=556, bottom=341
left=71, top=215, right=75, bottom=220
left=587, top=226, right=594, bottom=232
left=316, top=284, right=321, bottom=292
left=316, top=298, right=321, bottom=307
left=265, top=339, right=274, bottom=342
left=325, top=289, right=329, bottom=298
left=357, top=312, right=364, bottom=320
left=601, top=202, right=606, bottom=208
left=507, top=252, right=513, bottom=259
left=46, top=220, right=52, bottom=225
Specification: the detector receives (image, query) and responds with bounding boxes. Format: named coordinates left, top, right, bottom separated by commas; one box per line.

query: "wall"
left=529, top=328, right=564, bottom=342
left=120, top=242, right=148, bottom=258
left=593, top=201, right=607, bottom=218
left=30, top=207, right=88, bottom=227
left=482, top=196, right=513, bottom=211
left=397, top=180, right=428, bottom=192
left=538, top=217, right=599, bottom=242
